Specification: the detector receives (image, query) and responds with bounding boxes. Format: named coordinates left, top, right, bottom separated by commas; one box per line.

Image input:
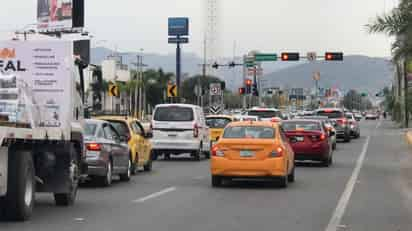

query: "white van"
left=151, top=104, right=210, bottom=160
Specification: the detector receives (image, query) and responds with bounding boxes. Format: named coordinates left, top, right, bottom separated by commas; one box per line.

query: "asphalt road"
left=1, top=119, right=412, bottom=231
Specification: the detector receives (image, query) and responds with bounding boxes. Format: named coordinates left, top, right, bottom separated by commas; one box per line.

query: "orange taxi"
left=210, top=121, right=295, bottom=188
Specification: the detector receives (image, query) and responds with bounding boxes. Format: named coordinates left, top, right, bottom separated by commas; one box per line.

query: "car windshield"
left=316, top=110, right=343, bottom=119
left=248, top=110, right=281, bottom=118
left=223, top=126, right=275, bottom=139
left=282, top=121, right=322, bottom=131
left=345, top=114, right=354, bottom=119
left=154, top=106, right=194, bottom=122
left=107, top=120, right=130, bottom=136
left=206, top=117, right=231, bottom=128
left=84, top=123, right=97, bottom=136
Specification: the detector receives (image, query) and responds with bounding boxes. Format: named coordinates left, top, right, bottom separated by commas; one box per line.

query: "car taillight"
left=269, top=147, right=283, bottom=157
left=87, top=143, right=101, bottom=151
left=211, top=145, right=224, bottom=157
left=193, top=123, right=199, bottom=138
left=320, top=133, right=326, bottom=141
left=311, top=133, right=326, bottom=141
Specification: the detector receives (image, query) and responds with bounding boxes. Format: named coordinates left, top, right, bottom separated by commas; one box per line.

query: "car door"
left=135, top=121, right=150, bottom=163
left=103, top=124, right=126, bottom=173
left=131, top=121, right=147, bottom=165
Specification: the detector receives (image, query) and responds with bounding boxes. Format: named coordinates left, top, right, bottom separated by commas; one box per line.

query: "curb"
left=406, top=131, right=412, bottom=145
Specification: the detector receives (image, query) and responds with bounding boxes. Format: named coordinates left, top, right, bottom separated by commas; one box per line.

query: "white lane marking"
left=325, top=136, right=371, bottom=231
left=132, top=187, right=176, bottom=203
left=326, top=120, right=381, bottom=231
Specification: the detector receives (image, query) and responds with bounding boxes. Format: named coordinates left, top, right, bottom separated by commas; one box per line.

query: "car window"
left=131, top=121, right=143, bottom=135
left=206, top=117, right=232, bottom=128
left=84, top=122, right=97, bottom=136
left=107, top=120, right=130, bottom=137
left=103, top=124, right=120, bottom=140
left=223, top=126, right=275, bottom=139
left=248, top=110, right=281, bottom=118
left=282, top=121, right=322, bottom=131
left=96, top=127, right=104, bottom=138
left=154, top=106, right=194, bottom=122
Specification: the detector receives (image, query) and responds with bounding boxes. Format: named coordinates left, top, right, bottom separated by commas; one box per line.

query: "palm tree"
left=366, top=0, right=412, bottom=126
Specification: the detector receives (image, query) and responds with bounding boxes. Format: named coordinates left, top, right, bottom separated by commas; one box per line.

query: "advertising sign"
left=168, top=18, right=189, bottom=36
left=0, top=40, right=72, bottom=129
left=37, top=0, right=84, bottom=31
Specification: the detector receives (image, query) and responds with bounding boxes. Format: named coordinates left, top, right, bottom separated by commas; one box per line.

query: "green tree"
left=181, top=75, right=225, bottom=104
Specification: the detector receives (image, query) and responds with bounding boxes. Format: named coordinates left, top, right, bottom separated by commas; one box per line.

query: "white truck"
left=0, top=40, right=87, bottom=221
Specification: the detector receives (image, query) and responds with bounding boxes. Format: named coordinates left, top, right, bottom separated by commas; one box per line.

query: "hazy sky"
left=0, top=0, right=398, bottom=58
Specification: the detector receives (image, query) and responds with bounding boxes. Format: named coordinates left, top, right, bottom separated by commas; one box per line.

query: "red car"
left=281, top=120, right=333, bottom=166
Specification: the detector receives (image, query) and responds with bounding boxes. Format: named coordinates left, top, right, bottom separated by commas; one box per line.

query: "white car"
left=151, top=104, right=210, bottom=161
left=246, top=107, right=282, bottom=121
left=234, top=115, right=259, bottom=121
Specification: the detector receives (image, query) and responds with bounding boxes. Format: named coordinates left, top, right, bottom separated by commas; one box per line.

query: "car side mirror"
left=329, top=131, right=336, bottom=137
left=216, top=136, right=220, bottom=141
left=119, top=135, right=128, bottom=143
left=144, top=132, right=153, bottom=139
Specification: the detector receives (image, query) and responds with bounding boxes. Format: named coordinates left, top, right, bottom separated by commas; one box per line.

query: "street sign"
left=209, top=83, right=222, bottom=96
left=209, top=105, right=222, bottom=114
left=167, top=84, right=178, bottom=97
left=168, top=37, right=189, bottom=44
left=255, top=53, right=278, bottom=62
left=168, top=17, right=189, bottom=36
left=108, top=83, right=119, bottom=97
left=244, top=56, right=256, bottom=67
left=307, top=52, right=317, bottom=61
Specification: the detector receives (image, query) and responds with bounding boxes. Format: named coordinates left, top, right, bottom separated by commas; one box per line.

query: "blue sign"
left=168, top=17, right=189, bottom=36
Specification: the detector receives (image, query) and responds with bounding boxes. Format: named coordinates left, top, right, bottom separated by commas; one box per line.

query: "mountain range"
left=91, top=47, right=393, bottom=92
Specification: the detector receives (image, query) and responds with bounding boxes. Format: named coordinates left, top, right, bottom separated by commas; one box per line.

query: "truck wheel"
left=55, top=144, right=80, bottom=206
left=4, top=149, right=35, bottom=221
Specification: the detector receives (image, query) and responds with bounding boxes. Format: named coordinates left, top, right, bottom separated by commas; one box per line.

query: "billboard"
left=0, top=40, right=72, bottom=129
left=37, top=0, right=84, bottom=31
left=168, top=18, right=189, bottom=36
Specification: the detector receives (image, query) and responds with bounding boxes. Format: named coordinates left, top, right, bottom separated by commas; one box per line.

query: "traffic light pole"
left=176, top=38, right=181, bottom=103
left=242, top=55, right=247, bottom=110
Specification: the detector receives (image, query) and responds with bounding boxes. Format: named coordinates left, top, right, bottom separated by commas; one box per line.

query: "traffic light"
left=252, top=84, right=259, bottom=96
left=212, top=62, right=219, bottom=69
left=245, top=79, right=252, bottom=94
left=281, top=52, right=300, bottom=61
left=239, top=87, right=245, bottom=95
left=325, top=52, right=343, bottom=61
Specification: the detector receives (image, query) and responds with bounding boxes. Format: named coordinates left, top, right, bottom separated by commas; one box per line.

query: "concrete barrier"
left=406, top=131, right=412, bottom=145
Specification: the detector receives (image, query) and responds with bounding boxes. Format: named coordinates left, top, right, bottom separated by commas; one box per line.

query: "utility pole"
left=404, top=59, right=409, bottom=127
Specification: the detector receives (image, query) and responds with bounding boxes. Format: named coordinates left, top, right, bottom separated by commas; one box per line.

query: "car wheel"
left=278, top=175, right=289, bottom=188
left=193, top=147, right=201, bottom=161
left=143, top=151, right=153, bottom=172
left=288, top=166, right=295, bottom=182
left=120, top=158, right=131, bottom=181
left=332, top=142, right=337, bottom=150
left=344, top=133, right=351, bottom=143
left=211, top=175, right=222, bottom=187
left=322, top=155, right=332, bottom=167
left=99, top=161, right=113, bottom=187
left=152, top=151, right=158, bottom=161
left=131, top=154, right=137, bottom=175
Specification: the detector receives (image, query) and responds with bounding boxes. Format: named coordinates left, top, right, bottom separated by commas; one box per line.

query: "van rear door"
left=152, top=106, right=195, bottom=140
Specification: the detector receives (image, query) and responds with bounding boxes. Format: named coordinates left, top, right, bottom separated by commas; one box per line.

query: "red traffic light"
left=325, top=52, right=343, bottom=61
left=245, top=79, right=252, bottom=86
left=239, top=87, right=245, bottom=95
left=281, top=52, right=300, bottom=61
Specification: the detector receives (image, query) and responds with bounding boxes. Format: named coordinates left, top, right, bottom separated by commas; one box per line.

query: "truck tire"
left=4, top=149, right=35, bottom=221
left=54, top=144, right=79, bottom=206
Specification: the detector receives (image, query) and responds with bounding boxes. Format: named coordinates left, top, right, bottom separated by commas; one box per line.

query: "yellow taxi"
left=210, top=121, right=295, bottom=188
left=94, top=116, right=153, bottom=174
left=205, top=115, right=234, bottom=146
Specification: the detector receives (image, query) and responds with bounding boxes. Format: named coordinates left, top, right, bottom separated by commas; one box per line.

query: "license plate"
left=240, top=150, right=254, bottom=157
left=295, top=136, right=304, bottom=142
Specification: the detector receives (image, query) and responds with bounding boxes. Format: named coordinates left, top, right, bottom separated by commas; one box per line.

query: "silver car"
left=84, top=119, right=132, bottom=187
left=345, top=113, right=360, bottom=139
